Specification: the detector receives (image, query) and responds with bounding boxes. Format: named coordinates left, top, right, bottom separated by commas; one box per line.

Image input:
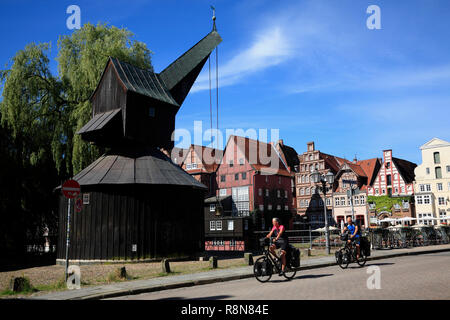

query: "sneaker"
left=279, top=270, right=285, bottom=277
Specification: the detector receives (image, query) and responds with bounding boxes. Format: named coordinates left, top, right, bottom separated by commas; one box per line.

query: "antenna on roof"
left=211, top=5, right=217, bottom=31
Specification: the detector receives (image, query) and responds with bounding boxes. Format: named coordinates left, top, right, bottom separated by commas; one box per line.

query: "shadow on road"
left=267, top=273, right=333, bottom=283
left=156, top=295, right=233, bottom=300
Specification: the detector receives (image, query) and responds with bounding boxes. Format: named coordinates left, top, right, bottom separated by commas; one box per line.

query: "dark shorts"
left=274, top=239, right=289, bottom=251
left=351, top=237, right=360, bottom=245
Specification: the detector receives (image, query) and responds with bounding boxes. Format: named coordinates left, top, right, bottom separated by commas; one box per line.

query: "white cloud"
left=191, top=26, right=294, bottom=92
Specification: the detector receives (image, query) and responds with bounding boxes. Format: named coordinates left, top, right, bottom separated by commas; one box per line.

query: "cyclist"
left=266, top=217, right=288, bottom=276
left=343, top=216, right=360, bottom=259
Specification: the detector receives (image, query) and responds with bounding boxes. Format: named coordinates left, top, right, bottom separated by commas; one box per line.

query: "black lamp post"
left=310, top=169, right=335, bottom=254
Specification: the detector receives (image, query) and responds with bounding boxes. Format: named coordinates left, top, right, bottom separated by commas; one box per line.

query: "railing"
left=366, top=226, right=450, bottom=249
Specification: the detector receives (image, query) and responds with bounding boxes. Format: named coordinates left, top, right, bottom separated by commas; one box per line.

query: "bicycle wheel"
left=338, top=249, right=350, bottom=269
left=283, top=264, right=297, bottom=280
left=356, top=250, right=367, bottom=267
left=254, top=256, right=273, bottom=283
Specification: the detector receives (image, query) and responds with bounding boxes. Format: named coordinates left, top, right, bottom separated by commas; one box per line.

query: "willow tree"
left=57, top=22, right=153, bottom=174
left=0, top=43, right=62, bottom=256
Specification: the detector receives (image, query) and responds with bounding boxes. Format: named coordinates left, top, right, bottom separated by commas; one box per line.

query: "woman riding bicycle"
left=266, top=217, right=288, bottom=276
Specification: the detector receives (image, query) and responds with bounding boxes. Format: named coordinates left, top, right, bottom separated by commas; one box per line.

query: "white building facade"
left=414, top=138, right=450, bottom=225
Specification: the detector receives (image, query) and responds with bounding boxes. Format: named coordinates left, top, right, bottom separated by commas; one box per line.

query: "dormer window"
left=148, top=107, right=155, bottom=117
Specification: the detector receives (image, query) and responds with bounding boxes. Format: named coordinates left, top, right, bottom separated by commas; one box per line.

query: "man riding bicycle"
left=266, top=217, right=288, bottom=276
left=343, top=216, right=360, bottom=259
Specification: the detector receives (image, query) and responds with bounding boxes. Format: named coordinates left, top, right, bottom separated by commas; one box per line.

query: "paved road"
left=107, top=252, right=450, bottom=300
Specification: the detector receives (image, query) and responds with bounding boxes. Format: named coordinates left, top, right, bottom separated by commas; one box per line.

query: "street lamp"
left=310, top=169, right=335, bottom=254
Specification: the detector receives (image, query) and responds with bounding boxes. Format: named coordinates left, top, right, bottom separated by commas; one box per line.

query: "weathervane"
left=211, top=5, right=216, bottom=31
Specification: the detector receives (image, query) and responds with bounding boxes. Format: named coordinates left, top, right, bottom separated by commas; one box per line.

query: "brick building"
left=179, top=144, right=222, bottom=197
left=367, top=149, right=417, bottom=221
left=294, top=142, right=351, bottom=229
left=215, top=135, right=294, bottom=231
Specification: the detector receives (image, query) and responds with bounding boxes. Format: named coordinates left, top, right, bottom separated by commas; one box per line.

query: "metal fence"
left=252, top=225, right=450, bottom=252
left=367, top=225, right=450, bottom=249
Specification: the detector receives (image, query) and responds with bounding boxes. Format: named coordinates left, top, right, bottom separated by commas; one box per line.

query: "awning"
left=77, top=109, right=121, bottom=135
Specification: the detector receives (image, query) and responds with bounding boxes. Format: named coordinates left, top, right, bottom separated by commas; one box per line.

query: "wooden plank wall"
left=57, top=185, right=205, bottom=261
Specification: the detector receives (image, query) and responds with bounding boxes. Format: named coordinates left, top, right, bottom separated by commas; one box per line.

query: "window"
left=354, top=196, right=360, bottom=205
left=284, top=205, right=289, bottom=211
left=375, top=189, right=379, bottom=195
left=401, top=186, right=405, bottom=193
left=426, top=184, right=432, bottom=192
left=387, top=175, right=392, bottom=186
left=279, top=177, right=281, bottom=184
left=447, top=165, right=450, bottom=173
left=306, top=188, right=310, bottom=195
left=386, top=162, right=391, bottom=169
left=395, top=187, right=399, bottom=194
left=319, top=199, right=323, bottom=206
left=239, top=158, right=244, bottom=165
left=435, top=167, right=442, bottom=179
left=440, top=211, right=448, bottom=224
left=277, top=190, right=281, bottom=198
left=326, top=198, right=331, bottom=206
left=220, top=175, right=226, bottom=182
left=438, top=197, right=445, bottom=205
left=216, top=221, right=222, bottom=231
left=305, top=200, right=309, bottom=206
left=300, top=188, right=305, bottom=195
left=426, top=168, right=430, bottom=175
left=284, top=190, right=288, bottom=198
left=448, top=182, right=450, bottom=191
left=420, top=184, right=425, bottom=192
left=433, top=152, right=440, bottom=164
left=235, top=173, right=239, bottom=180
left=229, top=160, right=234, bottom=167
left=268, top=204, right=272, bottom=210
left=276, top=205, right=281, bottom=211
left=83, top=193, right=90, bottom=205
left=241, top=172, right=247, bottom=180
left=265, top=189, right=269, bottom=197
left=340, top=197, right=346, bottom=206
left=416, top=196, right=423, bottom=205
left=258, top=188, right=262, bottom=196
left=210, top=204, right=216, bottom=212
left=335, top=198, right=340, bottom=206
left=148, top=107, right=155, bottom=117
left=228, top=220, right=234, bottom=231
left=382, top=189, right=386, bottom=195
left=210, top=221, right=216, bottom=231
left=423, top=195, right=431, bottom=204
left=437, top=183, right=443, bottom=191
left=259, top=205, right=264, bottom=211
left=219, top=189, right=227, bottom=196
left=360, top=195, right=365, bottom=205
left=381, top=175, right=385, bottom=182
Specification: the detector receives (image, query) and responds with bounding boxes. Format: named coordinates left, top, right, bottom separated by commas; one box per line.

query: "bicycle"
left=253, top=237, right=298, bottom=283
left=335, top=233, right=367, bottom=269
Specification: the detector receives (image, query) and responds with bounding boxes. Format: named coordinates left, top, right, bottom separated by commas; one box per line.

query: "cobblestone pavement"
left=108, top=252, right=450, bottom=300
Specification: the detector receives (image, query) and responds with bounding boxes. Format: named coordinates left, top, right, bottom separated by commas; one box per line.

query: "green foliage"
left=367, top=195, right=412, bottom=211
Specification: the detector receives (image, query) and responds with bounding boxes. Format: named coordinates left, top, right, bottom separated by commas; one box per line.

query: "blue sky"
left=1, top=0, right=449, bottom=164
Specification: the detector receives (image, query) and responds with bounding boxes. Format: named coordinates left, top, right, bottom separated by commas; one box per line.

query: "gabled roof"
left=319, top=152, right=350, bottom=173
left=276, top=142, right=300, bottom=172
left=225, top=136, right=291, bottom=176
left=109, top=57, right=179, bottom=106
left=392, top=157, right=417, bottom=184
left=420, top=137, right=450, bottom=150
left=356, top=158, right=381, bottom=186
left=181, top=144, right=223, bottom=173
